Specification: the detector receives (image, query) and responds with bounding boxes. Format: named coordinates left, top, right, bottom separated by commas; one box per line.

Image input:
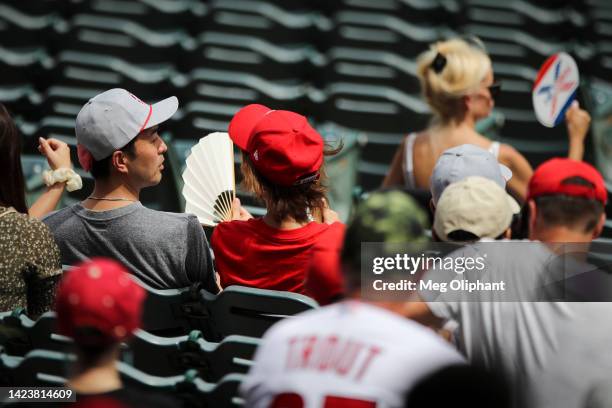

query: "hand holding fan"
left=532, top=52, right=579, bottom=128
left=182, top=132, right=236, bottom=226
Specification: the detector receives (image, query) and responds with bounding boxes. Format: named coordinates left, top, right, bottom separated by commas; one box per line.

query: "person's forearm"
left=29, top=183, right=65, bottom=219
left=568, top=139, right=585, bottom=161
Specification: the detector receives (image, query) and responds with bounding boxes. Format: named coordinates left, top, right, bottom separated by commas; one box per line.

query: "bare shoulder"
left=497, top=143, right=533, bottom=176
left=499, top=143, right=527, bottom=163
left=411, top=130, right=431, bottom=152
left=497, top=143, right=522, bottom=165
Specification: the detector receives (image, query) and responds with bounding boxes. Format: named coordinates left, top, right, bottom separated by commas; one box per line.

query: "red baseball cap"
left=55, top=258, right=146, bottom=345
left=228, top=104, right=324, bottom=186
left=527, top=158, right=608, bottom=204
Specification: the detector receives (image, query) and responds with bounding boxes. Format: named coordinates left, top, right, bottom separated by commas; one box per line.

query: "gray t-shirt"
left=423, top=240, right=612, bottom=408
left=43, top=202, right=217, bottom=292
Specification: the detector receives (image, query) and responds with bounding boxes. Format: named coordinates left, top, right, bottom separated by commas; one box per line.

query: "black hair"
left=90, top=136, right=138, bottom=179
left=447, top=229, right=507, bottom=242
left=72, top=327, right=118, bottom=366
left=0, top=103, right=27, bottom=213
left=533, top=176, right=605, bottom=233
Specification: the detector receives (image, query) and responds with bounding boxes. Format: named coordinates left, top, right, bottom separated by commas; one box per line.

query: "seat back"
left=125, top=329, right=259, bottom=381
left=134, top=276, right=209, bottom=337
left=204, top=286, right=318, bottom=341
left=0, top=311, right=71, bottom=355
left=0, top=348, right=74, bottom=386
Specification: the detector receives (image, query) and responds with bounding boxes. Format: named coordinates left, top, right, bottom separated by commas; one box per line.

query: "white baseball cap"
left=76, top=88, right=178, bottom=160
left=430, top=144, right=512, bottom=205
left=433, top=176, right=519, bottom=242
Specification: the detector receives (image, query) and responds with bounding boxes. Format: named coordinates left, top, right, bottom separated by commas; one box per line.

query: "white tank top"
left=403, top=132, right=501, bottom=189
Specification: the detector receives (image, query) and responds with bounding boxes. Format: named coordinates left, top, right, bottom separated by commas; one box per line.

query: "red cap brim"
left=228, top=104, right=272, bottom=151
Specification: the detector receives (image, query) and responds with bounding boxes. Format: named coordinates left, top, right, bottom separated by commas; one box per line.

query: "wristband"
left=42, top=168, right=83, bottom=192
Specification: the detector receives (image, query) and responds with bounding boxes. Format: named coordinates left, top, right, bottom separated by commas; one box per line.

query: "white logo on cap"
left=253, top=150, right=259, bottom=161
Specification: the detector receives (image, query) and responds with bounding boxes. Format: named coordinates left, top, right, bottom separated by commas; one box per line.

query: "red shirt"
left=211, top=218, right=344, bottom=294
left=305, top=222, right=346, bottom=305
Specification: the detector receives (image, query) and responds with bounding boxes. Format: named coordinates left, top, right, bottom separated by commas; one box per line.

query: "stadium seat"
left=0, top=310, right=70, bottom=356
left=0, top=347, right=245, bottom=407
left=51, top=50, right=180, bottom=102
left=133, top=275, right=210, bottom=337
left=318, top=47, right=421, bottom=94
left=328, top=10, right=452, bottom=57
left=183, top=31, right=319, bottom=81
left=0, top=348, right=73, bottom=387
left=0, top=308, right=259, bottom=383
left=126, top=329, right=259, bottom=381
left=201, top=285, right=318, bottom=341
left=178, top=68, right=310, bottom=116
left=203, top=0, right=325, bottom=44
left=313, top=82, right=430, bottom=133
left=67, top=0, right=205, bottom=30
left=134, top=272, right=318, bottom=341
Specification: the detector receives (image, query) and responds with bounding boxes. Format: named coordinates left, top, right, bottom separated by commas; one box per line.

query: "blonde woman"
left=383, top=37, right=590, bottom=201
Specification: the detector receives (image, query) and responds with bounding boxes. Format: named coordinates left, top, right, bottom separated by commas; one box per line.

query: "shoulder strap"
left=403, top=133, right=418, bottom=188
left=489, top=141, right=501, bottom=158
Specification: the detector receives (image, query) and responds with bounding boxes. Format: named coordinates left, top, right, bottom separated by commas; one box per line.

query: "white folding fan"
left=182, top=132, right=236, bottom=226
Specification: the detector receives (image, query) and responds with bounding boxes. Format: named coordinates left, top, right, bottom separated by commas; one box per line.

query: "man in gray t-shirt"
left=410, top=158, right=612, bottom=408
left=44, top=89, right=217, bottom=292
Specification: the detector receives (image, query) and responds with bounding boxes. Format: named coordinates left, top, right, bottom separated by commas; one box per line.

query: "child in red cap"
left=54, top=258, right=176, bottom=407
left=211, top=104, right=345, bottom=295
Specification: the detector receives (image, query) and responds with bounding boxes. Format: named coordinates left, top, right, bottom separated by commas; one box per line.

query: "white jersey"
left=240, top=301, right=464, bottom=408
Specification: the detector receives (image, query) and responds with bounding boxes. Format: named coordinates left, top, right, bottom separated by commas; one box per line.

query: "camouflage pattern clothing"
left=342, top=190, right=430, bottom=268
left=0, top=207, right=62, bottom=317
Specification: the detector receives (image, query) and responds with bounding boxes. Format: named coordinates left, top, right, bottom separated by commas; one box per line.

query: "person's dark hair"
left=240, top=143, right=341, bottom=224
left=534, top=177, right=605, bottom=233
left=447, top=229, right=507, bottom=242
left=90, top=136, right=138, bottom=179
left=73, top=327, right=118, bottom=366
left=0, top=103, right=27, bottom=214
left=405, top=364, right=512, bottom=408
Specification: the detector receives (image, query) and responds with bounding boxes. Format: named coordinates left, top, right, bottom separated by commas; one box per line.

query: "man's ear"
left=527, top=199, right=537, bottom=239
left=593, top=212, right=606, bottom=239
left=111, top=150, right=129, bottom=175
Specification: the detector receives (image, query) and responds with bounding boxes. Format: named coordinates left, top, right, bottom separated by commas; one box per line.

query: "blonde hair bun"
left=416, top=37, right=492, bottom=122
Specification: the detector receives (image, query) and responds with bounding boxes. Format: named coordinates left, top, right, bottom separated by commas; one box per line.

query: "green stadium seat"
left=0, top=310, right=70, bottom=356
left=0, top=347, right=245, bottom=407
left=127, top=329, right=259, bottom=381
left=201, top=285, right=318, bottom=341
left=0, top=348, right=74, bottom=386
left=132, top=274, right=209, bottom=337
left=0, top=308, right=258, bottom=382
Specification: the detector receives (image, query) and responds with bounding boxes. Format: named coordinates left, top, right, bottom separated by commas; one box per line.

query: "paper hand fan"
left=182, top=132, right=236, bottom=226
left=532, top=52, right=579, bottom=128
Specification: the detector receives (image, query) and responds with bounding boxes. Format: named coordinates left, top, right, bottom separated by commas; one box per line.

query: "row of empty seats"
left=2, top=0, right=611, bottom=216
left=0, top=271, right=320, bottom=406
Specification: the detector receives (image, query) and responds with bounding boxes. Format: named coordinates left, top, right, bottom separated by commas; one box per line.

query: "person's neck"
left=68, top=356, right=122, bottom=394
left=83, top=179, right=140, bottom=211
left=262, top=212, right=310, bottom=230
left=530, top=226, right=593, bottom=258
left=434, top=117, right=478, bottom=138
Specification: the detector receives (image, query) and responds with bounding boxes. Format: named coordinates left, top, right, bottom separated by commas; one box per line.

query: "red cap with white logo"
left=229, top=104, right=324, bottom=187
